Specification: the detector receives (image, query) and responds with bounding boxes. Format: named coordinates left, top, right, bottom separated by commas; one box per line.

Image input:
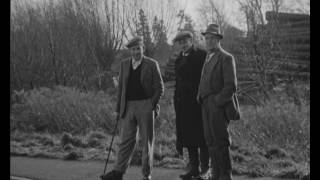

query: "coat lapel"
left=206, top=47, right=224, bottom=72
left=123, top=59, right=131, bottom=87
left=208, top=52, right=219, bottom=70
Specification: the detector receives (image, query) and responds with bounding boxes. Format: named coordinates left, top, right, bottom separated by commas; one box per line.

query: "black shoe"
left=142, top=175, right=151, bottom=180
left=199, top=168, right=211, bottom=180
left=180, top=168, right=200, bottom=179
left=100, top=170, right=123, bottom=180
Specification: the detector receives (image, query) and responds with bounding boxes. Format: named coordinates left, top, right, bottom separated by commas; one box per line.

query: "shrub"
left=87, top=130, right=107, bottom=140
left=274, top=166, right=304, bottom=178
left=265, top=147, right=290, bottom=159
left=11, top=86, right=116, bottom=133
left=87, top=137, right=101, bottom=148
left=61, top=133, right=73, bottom=147
left=60, top=132, right=86, bottom=148
left=33, top=133, right=55, bottom=146
left=63, top=143, right=74, bottom=151
left=64, top=151, right=83, bottom=160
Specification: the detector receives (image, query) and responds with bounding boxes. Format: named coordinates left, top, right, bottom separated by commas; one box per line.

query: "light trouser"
left=113, top=99, right=154, bottom=178
left=201, top=95, right=232, bottom=180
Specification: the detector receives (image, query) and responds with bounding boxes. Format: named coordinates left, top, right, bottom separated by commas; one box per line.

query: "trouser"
left=201, top=95, right=232, bottom=180
left=187, top=146, right=209, bottom=172
left=113, top=99, right=154, bottom=178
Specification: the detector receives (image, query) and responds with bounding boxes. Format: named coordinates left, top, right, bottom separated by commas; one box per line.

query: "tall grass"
left=230, top=83, right=310, bottom=162
left=11, top=86, right=117, bottom=134
left=10, top=83, right=310, bottom=177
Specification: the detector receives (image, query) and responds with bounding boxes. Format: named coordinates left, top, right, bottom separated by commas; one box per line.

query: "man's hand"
left=112, top=76, right=119, bottom=88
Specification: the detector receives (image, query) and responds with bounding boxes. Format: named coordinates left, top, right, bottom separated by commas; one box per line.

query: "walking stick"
left=101, top=115, right=120, bottom=176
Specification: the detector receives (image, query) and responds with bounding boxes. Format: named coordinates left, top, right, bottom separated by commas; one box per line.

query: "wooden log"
left=277, top=30, right=310, bottom=37
left=269, top=20, right=310, bottom=29
left=237, top=68, right=310, bottom=77
left=280, top=35, right=310, bottom=44
left=272, top=51, right=310, bottom=60
left=266, top=11, right=310, bottom=22
left=276, top=44, right=310, bottom=52
left=235, top=55, right=310, bottom=65
left=272, top=27, right=310, bottom=36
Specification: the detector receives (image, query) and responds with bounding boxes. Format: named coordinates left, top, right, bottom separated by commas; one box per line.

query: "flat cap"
left=126, top=36, right=144, bottom=48
left=173, top=31, right=193, bottom=42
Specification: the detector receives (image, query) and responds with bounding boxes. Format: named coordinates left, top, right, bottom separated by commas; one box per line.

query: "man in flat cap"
left=101, top=36, right=164, bottom=180
left=173, top=31, right=210, bottom=180
left=197, top=24, right=240, bottom=180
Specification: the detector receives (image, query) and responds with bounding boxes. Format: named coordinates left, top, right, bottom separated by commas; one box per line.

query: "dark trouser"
left=187, top=146, right=209, bottom=172
left=201, top=95, right=232, bottom=180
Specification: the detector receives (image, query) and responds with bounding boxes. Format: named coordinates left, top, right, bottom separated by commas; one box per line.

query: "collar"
left=131, top=56, right=143, bottom=64
left=182, top=45, right=194, bottom=56
left=208, top=52, right=217, bottom=57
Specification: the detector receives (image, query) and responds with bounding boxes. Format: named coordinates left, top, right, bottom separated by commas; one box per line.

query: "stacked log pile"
left=267, top=11, right=309, bottom=77
left=237, top=11, right=310, bottom=81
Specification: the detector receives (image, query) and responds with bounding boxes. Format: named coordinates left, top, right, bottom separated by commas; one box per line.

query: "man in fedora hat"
left=197, top=24, right=241, bottom=180
left=172, top=31, right=210, bottom=180
left=101, top=36, right=164, bottom=180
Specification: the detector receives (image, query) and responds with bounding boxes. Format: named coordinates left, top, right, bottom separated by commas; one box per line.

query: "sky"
left=184, top=0, right=243, bottom=30
left=17, top=0, right=309, bottom=42
left=182, top=0, right=310, bottom=31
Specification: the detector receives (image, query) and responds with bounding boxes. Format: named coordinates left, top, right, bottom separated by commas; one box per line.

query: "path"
left=10, top=156, right=297, bottom=180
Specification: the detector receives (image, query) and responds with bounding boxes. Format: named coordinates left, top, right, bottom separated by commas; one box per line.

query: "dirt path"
left=10, top=156, right=297, bottom=180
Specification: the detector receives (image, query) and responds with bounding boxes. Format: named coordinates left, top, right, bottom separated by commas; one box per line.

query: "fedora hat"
left=173, top=31, right=193, bottom=42
left=126, top=36, right=144, bottom=48
left=201, top=24, right=223, bottom=39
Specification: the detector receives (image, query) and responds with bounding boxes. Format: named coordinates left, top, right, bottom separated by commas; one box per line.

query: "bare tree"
left=10, top=0, right=128, bottom=91
left=197, top=0, right=227, bottom=31
left=123, top=0, right=180, bottom=44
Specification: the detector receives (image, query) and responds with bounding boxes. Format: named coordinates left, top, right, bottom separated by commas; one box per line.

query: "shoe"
left=100, top=170, right=123, bottom=180
left=142, top=175, right=151, bottom=180
left=199, top=168, right=211, bottom=180
left=180, top=168, right=200, bottom=179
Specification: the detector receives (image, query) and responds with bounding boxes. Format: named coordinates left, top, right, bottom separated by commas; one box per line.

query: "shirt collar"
left=182, top=45, right=193, bottom=56
left=132, top=56, right=143, bottom=64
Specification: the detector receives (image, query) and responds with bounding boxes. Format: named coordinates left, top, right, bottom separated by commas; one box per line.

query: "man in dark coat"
left=173, top=31, right=210, bottom=180
left=197, top=24, right=241, bottom=180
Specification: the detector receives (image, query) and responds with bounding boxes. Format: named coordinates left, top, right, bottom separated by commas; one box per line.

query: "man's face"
left=204, top=34, right=220, bottom=52
left=130, top=45, right=144, bottom=60
left=178, top=38, right=193, bottom=52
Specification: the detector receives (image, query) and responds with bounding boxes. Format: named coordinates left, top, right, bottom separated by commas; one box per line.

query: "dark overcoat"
left=174, top=46, right=207, bottom=147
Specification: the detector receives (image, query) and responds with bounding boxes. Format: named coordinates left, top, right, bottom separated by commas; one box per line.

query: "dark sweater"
left=126, top=62, right=148, bottom=100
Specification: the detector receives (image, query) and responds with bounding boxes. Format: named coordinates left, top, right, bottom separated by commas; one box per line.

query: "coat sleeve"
left=214, top=55, right=237, bottom=107
left=116, top=62, right=123, bottom=113
left=151, top=61, right=164, bottom=108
